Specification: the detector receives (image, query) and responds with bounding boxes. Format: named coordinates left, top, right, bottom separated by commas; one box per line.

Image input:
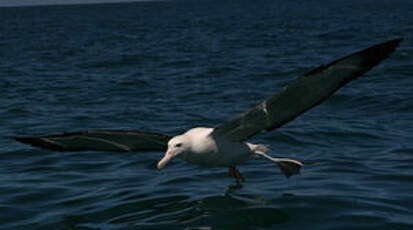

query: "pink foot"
left=228, top=166, right=245, bottom=183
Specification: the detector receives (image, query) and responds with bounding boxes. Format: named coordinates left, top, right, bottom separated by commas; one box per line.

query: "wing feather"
left=15, top=130, right=171, bottom=152
left=211, top=38, right=402, bottom=141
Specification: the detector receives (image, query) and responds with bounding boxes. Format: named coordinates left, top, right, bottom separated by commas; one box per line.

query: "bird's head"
left=157, top=135, right=189, bottom=169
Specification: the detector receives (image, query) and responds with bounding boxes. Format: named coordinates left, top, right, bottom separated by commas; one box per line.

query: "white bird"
left=15, top=38, right=402, bottom=183
left=157, top=127, right=302, bottom=181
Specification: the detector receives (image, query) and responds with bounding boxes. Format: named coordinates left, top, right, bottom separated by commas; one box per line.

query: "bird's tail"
left=253, top=147, right=303, bottom=178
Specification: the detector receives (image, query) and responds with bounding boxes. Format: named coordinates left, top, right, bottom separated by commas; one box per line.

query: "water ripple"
left=1, top=1, right=412, bottom=230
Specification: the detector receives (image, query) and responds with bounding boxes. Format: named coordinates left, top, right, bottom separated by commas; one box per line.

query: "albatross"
left=15, top=38, right=402, bottom=183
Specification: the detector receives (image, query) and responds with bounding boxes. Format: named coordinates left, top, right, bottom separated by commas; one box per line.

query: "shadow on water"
left=58, top=191, right=290, bottom=230
left=186, top=195, right=290, bottom=230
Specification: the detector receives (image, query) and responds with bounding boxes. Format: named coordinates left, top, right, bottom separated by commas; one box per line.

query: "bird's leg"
left=254, top=151, right=303, bottom=178
left=228, top=166, right=245, bottom=183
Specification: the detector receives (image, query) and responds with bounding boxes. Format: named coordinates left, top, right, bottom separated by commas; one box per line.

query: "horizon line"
left=0, top=0, right=168, bottom=8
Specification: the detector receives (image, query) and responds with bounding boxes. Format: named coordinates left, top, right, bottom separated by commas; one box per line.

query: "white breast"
left=179, top=127, right=253, bottom=167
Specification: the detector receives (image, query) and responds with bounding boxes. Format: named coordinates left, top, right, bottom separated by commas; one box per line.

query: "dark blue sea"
left=1, top=0, right=412, bottom=229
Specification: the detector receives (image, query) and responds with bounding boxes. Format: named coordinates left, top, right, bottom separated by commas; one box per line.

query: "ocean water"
left=1, top=0, right=412, bottom=229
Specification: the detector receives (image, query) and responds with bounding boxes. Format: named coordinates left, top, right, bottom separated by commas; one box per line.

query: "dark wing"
left=211, top=38, right=402, bottom=141
left=15, top=130, right=171, bottom=152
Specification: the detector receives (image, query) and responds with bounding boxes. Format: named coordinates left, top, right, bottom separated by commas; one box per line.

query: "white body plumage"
left=177, top=127, right=254, bottom=167
left=156, top=127, right=302, bottom=177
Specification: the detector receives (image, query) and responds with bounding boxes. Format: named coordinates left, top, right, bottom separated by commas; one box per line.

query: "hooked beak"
left=157, top=149, right=175, bottom=170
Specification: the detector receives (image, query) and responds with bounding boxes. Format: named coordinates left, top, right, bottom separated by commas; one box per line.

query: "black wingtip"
left=305, top=38, right=403, bottom=77
left=15, top=136, right=65, bottom=151
left=365, top=37, right=403, bottom=64
left=376, top=38, right=403, bottom=55
left=388, top=38, right=403, bottom=46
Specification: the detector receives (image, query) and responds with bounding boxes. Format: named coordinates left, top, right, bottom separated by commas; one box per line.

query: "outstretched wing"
left=15, top=130, right=172, bottom=152
left=211, top=38, right=402, bottom=141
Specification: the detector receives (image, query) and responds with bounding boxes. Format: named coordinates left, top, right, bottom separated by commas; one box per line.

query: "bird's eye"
left=175, top=143, right=182, bottom=148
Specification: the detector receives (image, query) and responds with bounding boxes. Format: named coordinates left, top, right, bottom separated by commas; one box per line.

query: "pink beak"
left=157, top=150, right=175, bottom=169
